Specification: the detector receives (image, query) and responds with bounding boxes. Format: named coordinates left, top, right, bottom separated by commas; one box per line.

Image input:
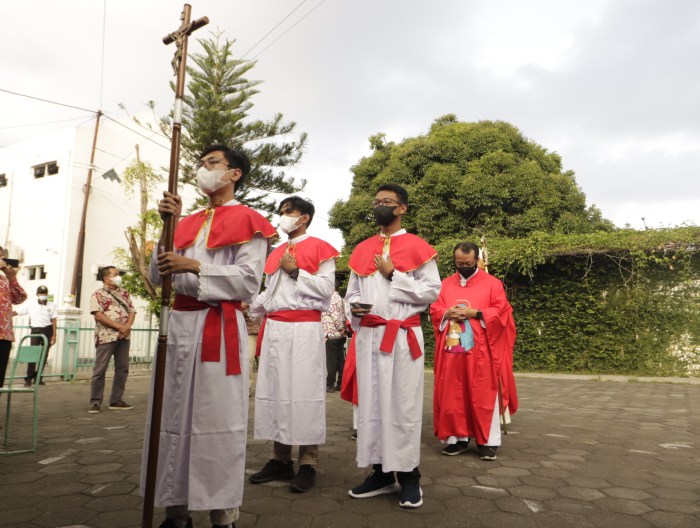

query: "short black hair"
left=101, top=266, right=117, bottom=281
left=453, top=242, right=480, bottom=259
left=376, top=183, right=409, bottom=205
left=199, top=144, right=251, bottom=191
left=278, top=196, right=315, bottom=227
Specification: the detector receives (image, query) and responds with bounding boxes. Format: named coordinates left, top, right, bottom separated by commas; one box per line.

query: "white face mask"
left=110, top=275, right=122, bottom=287
left=37, top=295, right=48, bottom=302
left=278, top=214, right=304, bottom=234
left=196, top=166, right=232, bottom=195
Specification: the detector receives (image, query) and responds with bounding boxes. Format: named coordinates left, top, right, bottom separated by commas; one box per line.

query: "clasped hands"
left=280, top=253, right=298, bottom=274
left=444, top=305, right=480, bottom=322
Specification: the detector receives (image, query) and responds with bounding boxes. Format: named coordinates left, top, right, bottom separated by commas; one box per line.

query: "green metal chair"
left=0, top=334, right=49, bottom=455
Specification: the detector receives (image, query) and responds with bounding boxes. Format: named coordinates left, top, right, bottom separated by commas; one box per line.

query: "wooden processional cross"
left=141, top=5, right=208, bottom=528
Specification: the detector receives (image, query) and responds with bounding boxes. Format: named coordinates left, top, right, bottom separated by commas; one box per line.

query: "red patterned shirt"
left=0, top=275, right=27, bottom=341
left=321, top=291, right=346, bottom=339
left=90, top=287, right=136, bottom=345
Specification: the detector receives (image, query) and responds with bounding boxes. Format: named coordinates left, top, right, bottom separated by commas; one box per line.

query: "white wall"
left=1, top=113, right=173, bottom=312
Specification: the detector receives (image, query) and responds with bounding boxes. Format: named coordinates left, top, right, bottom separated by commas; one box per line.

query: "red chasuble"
left=173, top=204, right=278, bottom=250
left=348, top=233, right=437, bottom=276
left=430, top=271, right=518, bottom=445
left=264, top=236, right=339, bottom=275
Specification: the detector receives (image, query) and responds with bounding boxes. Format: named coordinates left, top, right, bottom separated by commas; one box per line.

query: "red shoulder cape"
left=174, top=204, right=278, bottom=250
left=430, top=272, right=518, bottom=445
left=348, top=233, right=437, bottom=276
left=264, top=236, right=339, bottom=275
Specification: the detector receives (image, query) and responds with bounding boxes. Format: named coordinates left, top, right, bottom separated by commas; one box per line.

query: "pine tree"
left=162, top=31, right=307, bottom=213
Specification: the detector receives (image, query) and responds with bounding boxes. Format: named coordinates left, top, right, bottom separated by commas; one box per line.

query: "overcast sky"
left=1, top=0, right=698, bottom=248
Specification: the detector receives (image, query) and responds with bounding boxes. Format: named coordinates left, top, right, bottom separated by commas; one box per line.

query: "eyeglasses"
left=372, top=198, right=403, bottom=207
left=196, top=157, right=229, bottom=169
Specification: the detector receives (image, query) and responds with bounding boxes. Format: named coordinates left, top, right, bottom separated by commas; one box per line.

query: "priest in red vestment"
left=430, top=241, right=518, bottom=461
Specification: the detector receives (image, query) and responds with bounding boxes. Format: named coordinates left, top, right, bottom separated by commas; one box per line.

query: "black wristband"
left=475, top=310, right=483, bottom=320
left=289, top=268, right=300, bottom=280
left=387, top=270, right=394, bottom=282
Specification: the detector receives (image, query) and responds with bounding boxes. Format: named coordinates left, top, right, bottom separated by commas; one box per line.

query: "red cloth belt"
left=359, top=313, right=423, bottom=360
left=256, top=309, right=322, bottom=357
left=172, top=294, right=243, bottom=376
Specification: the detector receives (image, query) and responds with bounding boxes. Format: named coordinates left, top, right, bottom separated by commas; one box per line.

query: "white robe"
left=250, top=233, right=335, bottom=445
left=346, top=229, right=441, bottom=472
left=140, top=200, right=269, bottom=511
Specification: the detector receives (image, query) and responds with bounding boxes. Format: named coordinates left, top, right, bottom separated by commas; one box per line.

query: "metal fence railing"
left=10, top=314, right=157, bottom=382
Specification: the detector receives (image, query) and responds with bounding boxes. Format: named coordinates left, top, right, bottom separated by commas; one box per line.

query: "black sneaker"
left=348, top=469, right=399, bottom=498
left=88, top=403, right=101, bottom=414
left=109, top=400, right=133, bottom=410
left=326, top=386, right=335, bottom=393
left=23, top=380, right=32, bottom=388
left=441, top=440, right=469, bottom=456
left=477, top=445, right=498, bottom=460
left=249, top=459, right=295, bottom=484
left=398, top=482, right=423, bottom=508
left=289, top=464, right=316, bottom=492
left=350, top=430, right=357, bottom=441
left=159, top=518, right=193, bottom=528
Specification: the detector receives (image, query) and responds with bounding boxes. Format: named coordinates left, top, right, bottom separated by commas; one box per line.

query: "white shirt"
left=15, top=299, right=57, bottom=327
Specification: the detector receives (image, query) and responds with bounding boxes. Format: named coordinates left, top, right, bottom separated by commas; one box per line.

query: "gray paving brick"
left=0, top=374, right=697, bottom=528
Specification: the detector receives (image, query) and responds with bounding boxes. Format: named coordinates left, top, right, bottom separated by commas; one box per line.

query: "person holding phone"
left=343, top=184, right=441, bottom=509
left=0, top=246, right=27, bottom=394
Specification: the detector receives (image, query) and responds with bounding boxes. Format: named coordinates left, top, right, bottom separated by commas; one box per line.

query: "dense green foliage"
left=329, top=116, right=612, bottom=249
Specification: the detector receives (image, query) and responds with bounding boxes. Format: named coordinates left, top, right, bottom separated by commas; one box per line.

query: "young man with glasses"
left=142, top=145, right=277, bottom=528
left=342, top=183, right=441, bottom=508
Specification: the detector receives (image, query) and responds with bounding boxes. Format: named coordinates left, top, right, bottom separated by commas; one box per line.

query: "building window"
left=33, top=161, right=59, bottom=179
left=26, top=265, right=47, bottom=280
left=0, top=174, right=6, bottom=188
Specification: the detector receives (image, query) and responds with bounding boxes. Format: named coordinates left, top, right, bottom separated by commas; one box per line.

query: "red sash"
left=359, top=313, right=423, bottom=360
left=255, top=309, right=322, bottom=357
left=172, top=294, right=243, bottom=376
left=340, top=313, right=423, bottom=405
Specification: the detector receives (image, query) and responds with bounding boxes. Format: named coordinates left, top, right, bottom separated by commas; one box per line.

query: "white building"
left=1, top=113, right=173, bottom=311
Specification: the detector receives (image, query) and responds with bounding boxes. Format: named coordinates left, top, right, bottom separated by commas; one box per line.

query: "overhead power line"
left=0, top=87, right=97, bottom=114
left=249, top=0, right=329, bottom=61
left=241, top=0, right=308, bottom=59
left=0, top=115, right=93, bottom=131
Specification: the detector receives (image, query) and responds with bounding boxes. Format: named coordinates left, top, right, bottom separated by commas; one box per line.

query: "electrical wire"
left=0, top=87, right=97, bottom=114
left=0, top=115, right=93, bottom=130
left=101, top=114, right=170, bottom=151
left=241, top=0, right=308, bottom=59
left=249, top=0, right=329, bottom=61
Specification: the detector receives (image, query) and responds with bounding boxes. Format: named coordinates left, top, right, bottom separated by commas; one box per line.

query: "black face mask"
left=373, top=205, right=398, bottom=226
left=456, top=265, right=478, bottom=279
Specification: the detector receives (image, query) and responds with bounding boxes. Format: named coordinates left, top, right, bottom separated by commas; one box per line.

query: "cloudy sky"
left=1, top=0, right=698, bottom=248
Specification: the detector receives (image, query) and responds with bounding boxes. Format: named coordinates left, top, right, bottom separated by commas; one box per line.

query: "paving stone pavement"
left=0, top=372, right=698, bottom=528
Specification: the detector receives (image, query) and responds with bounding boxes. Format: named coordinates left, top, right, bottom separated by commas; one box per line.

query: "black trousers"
left=325, top=337, right=346, bottom=388
left=374, top=463, right=421, bottom=485
left=0, top=339, right=11, bottom=391
left=25, top=325, right=53, bottom=383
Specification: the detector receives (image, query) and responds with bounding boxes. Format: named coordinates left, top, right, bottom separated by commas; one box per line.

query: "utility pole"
left=69, top=110, right=102, bottom=307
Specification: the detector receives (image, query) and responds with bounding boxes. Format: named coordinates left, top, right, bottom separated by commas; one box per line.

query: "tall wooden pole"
left=70, top=110, right=102, bottom=307
left=141, top=6, right=208, bottom=527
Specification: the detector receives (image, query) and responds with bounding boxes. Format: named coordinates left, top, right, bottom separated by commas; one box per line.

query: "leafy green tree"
left=157, top=31, right=307, bottom=214
left=329, top=116, right=613, bottom=248
left=114, top=150, right=164, bottom=314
